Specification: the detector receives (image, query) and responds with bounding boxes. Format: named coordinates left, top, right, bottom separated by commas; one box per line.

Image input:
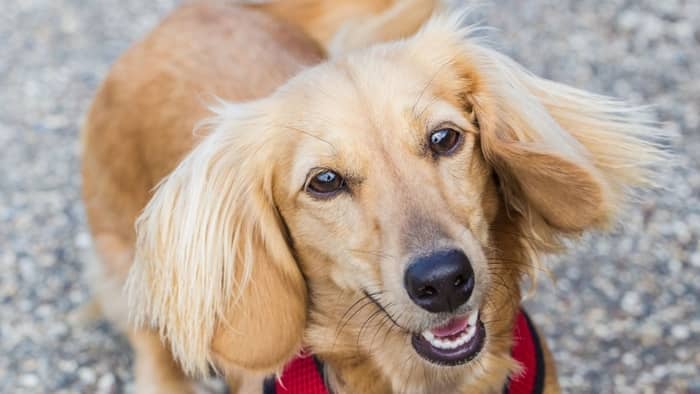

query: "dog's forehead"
left=282, top=53, right=468, bottom=146
left=272, top=46, right=476, bottom=195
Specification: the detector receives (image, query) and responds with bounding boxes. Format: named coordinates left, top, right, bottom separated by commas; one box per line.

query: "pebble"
left=690, top=252, right=700, bottom=268
left=622, top=353, right=639, bottom=368
left=97, top=373, right=116, bottom=394
left=79, top=367, right=96, bottom=384
left=673, top=222, right=692, bottom=244
left=621, top=292, right=643, bottom=316
left=672, top=325, right=691, bottom=341
left=19, top=374, right=39, bottom=388
left=74, top=232, right=92, bottom=249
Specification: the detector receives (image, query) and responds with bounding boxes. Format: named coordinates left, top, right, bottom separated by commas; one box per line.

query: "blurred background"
left=1, top=0, right=698, bottom=392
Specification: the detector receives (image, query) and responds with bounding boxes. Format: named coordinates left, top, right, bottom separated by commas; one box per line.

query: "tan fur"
left=245, top=0, right=440, bottom=54
left=82, top=4, right=665, bottom=394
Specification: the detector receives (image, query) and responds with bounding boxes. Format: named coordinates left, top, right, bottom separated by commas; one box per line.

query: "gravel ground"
left=1, top=0, right=698, bottom=393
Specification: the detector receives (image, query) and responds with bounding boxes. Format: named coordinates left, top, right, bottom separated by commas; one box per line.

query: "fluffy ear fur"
left=125, top=104, right=306, bottom=376
left=470, top=46, right=665, bottom=237
left=417, top=12, right=666, bottom=245
left=469, top=49, right=614, bottom=233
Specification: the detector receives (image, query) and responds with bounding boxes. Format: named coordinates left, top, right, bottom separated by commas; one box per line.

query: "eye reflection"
left=306, top=169, right=346, bottom=198
left=429, top=128, right=461, bottom=155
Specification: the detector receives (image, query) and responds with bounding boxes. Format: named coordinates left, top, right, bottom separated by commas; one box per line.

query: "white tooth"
left=468, top=310, right=479, bottom=326
left=424, top=317, right=481, bottom=350
left=430, top=332, right=464, bottom=350
left=441, top=339, right=454, bottom=350
left=463, top=324, right=476, bottom=342
left=460, top=330, right=471, bottom=344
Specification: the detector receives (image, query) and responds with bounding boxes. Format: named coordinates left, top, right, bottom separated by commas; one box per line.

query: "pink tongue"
left=430, top=316, right=469, bottom=338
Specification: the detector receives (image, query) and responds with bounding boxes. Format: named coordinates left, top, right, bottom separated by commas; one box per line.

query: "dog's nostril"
left=417, top=285, right=437, bottom=298
left=453, top=275, right=465, bottom=287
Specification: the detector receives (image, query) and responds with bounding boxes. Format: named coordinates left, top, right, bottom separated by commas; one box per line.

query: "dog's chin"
left=410, top=310, right=485, bottom=367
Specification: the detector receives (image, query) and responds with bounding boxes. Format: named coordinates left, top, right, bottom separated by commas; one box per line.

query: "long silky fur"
left=125, top=103, right=285, bottom=376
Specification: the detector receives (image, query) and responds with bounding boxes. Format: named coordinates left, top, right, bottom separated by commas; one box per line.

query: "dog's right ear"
left=467, top=46, right=665, bottom=234
left=126, top=103, right=306, bottom=377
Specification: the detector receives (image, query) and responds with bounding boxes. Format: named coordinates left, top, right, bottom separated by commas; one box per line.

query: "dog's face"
left=272, top=55, right=500, bottom=373
left=127, top=16, right=662, bottom=392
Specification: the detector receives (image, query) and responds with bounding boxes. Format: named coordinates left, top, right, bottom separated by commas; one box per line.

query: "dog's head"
left=127, top=14, right=663, bottom=391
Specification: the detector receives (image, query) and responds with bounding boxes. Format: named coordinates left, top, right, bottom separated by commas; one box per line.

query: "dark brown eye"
left=429, top=128, right=461, bottom=155
left=306, top=170, right=345, bottom=198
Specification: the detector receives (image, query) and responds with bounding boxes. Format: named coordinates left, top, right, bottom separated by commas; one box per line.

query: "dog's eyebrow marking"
left=280, top=124, right=338, bottom=155
left=411, top=55, right=459, bottom=121
left=424, top=101, right=474, bottom=133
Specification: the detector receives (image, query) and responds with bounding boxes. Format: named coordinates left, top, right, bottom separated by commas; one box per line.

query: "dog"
left=81, top=1, right=665, bottom=393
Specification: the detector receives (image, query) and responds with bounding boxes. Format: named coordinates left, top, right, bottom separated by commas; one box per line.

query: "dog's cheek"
left=453, top=146, right=499, bottom=245
left=327, top=256, right=379, bottom=291
left=480, top=171, right=501, bottom=226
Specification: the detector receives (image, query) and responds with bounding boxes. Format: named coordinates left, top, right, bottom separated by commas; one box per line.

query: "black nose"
left=404, top=249, right=474, bottom=313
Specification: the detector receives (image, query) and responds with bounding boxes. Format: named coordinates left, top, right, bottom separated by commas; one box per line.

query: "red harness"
left=264, top=310, right=545, bottom=394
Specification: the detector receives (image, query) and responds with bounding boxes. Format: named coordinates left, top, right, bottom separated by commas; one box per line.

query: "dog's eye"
left=429, top=128, right=462, bottom=155
left=306, top=170, right=346, bottom=198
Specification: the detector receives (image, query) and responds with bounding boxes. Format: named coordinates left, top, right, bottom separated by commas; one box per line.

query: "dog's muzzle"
left=403, top=249, right=485, bottom=365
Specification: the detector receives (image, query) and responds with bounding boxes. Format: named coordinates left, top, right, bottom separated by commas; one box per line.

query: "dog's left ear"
left=467, top=47, right=664, bottom=233
left=126, top=104, right=306, bottom=377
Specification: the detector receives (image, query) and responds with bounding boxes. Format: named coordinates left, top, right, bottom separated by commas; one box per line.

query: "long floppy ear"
left=468, top=46, right=666, bottom=236
left=125, top=104, right=306, bottom=377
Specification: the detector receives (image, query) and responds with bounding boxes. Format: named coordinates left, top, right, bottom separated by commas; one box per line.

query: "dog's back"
left=251, top=0, right=439, bottom=53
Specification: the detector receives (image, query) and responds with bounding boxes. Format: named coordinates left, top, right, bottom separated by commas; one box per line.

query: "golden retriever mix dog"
left=82, top=1, right=664, bottom=393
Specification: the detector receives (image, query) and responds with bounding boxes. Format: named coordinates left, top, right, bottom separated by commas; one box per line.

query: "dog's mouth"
left=411, top=310, right=485, bottom=366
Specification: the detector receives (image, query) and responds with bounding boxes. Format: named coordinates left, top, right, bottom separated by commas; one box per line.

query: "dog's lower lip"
left=411, top=311, right=485, bottom=366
